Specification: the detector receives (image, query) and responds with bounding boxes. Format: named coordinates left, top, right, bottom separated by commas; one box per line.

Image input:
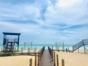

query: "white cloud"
left=0, top=0, right=88, bottom=44
left=57, top=0, right=83, bottom=8
left=0, top=2, right=41, bottom=21
left=44, top=0, right=88, bottom=27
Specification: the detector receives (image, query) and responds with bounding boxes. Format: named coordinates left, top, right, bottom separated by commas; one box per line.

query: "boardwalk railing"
left=48, top=46, right=65, bottom=66
left=29, top=46, right=45, bottom=66
left=48, top=46, right=55, bottom=66
left=48, top=47, right=53, bottom=59
left=36, top=46, right=45, bottom=66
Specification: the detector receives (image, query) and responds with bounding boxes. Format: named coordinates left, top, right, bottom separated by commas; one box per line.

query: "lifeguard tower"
left=3, top=32, right=21, bottom=53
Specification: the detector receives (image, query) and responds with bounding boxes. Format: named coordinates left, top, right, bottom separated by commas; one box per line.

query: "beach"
left=54, top=50, right=88, bottom=66
left=0, top=49, right=39, bottom=66
left=0, top=47, right=88, bottom=66
left=0, top=56, right=35, bottom=66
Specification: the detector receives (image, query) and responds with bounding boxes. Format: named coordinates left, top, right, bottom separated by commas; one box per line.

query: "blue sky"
left=0, top=0, right=88, bottom=44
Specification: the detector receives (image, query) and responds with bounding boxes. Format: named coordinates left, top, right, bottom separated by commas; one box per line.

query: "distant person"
left=66, top=48, right=68, bottom=52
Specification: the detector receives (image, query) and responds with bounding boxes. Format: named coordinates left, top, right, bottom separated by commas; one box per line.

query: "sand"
left=54, top=50, right=88, bottom=66
left=0, top=49, right=39, bottom=66
left=0, top=56, right=35, bottom=66
left=21, top=49, right=39, bottom=53
left=0, top=49, right=88, bottom=66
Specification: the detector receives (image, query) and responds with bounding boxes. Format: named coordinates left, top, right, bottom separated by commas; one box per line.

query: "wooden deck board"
left=39, top=50, right=53, bottom=66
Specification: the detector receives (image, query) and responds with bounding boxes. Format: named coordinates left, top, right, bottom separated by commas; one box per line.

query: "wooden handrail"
left=37, top=46, right=45, bottom=66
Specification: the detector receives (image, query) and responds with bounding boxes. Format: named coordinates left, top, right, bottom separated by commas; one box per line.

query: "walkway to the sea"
left=38, top=50, right=53, bottom=66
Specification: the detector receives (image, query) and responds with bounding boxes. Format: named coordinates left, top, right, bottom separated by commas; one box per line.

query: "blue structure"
left=3, top=32, right=21, bottom=52
left=72, top=39, right=88, bottom=53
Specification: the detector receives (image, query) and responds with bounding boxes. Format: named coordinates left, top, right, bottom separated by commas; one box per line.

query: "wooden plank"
left=39, top=50, right=54, bottom=66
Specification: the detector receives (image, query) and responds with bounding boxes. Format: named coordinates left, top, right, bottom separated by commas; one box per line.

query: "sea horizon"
left=0, top=44, right=88, bottom=50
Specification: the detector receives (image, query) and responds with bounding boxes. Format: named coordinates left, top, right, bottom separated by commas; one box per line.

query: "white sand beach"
left=0, top=50, right=39, bottom=66
left=0, top=56, right=35, bottom=66
left=0, top=49, right=88, bottom=66
left=54, top=50, right=88, bottom=66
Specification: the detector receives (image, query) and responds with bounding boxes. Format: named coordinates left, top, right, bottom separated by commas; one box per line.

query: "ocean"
left=0, top=44, right=88, bottom=50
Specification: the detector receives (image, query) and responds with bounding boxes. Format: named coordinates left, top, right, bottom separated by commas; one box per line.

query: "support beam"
left=84, top=45, right=86, bottom=54
left=17, top=35, right=20, bottom=51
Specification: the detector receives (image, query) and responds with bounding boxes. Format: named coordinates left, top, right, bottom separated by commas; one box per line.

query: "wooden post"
left=35, top=54, right=36, bottom=66
left=29, top=59, right=32, bottom=66
left=57, top=55, right=59, bottom=66
left=62, top=59, right=64, bottom=66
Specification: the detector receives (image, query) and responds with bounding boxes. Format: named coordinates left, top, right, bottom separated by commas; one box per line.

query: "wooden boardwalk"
left=39, top=50, right=53, bottom=66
